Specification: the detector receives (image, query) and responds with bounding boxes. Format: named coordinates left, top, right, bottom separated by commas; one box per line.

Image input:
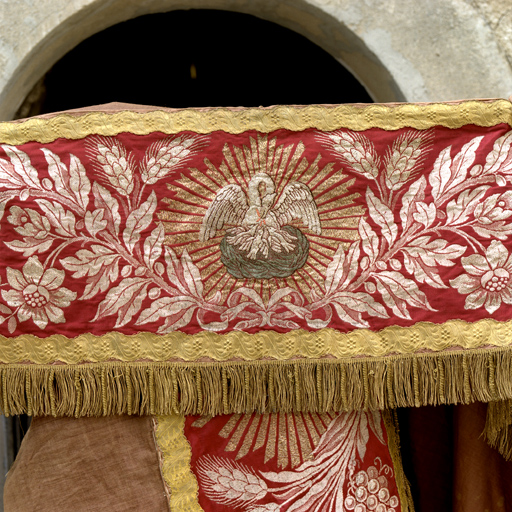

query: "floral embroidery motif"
left=1, top=256, right=76, bottom=330
left=0, top=128, right=512, bottom=334
left=451, top=240, right=512, bottom=313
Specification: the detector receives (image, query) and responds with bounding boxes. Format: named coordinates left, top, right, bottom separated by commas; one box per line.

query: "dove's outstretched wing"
left=200, top=184, right=249, bottom=241
left=272, top=182, right=321, bottom=234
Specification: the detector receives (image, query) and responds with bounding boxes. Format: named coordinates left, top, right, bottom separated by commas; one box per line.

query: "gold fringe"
left=383, top=411, right=416, bottom=512
left=484, top=400, right=512, bottom=460
left=0, top=347, right=512, bottom=418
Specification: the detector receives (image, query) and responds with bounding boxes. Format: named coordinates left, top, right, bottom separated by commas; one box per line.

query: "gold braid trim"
left=0, top=318, right=510, bottom=365
left=1, top=100, right=511, bottom=144
left=0, top=346, right=511, bottom=417
left=383, top=411, right=416, bottom=512
left=154, top=415, right=203, bottom=512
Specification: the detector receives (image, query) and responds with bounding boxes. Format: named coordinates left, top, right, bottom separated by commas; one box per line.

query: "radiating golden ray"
left=304, top=413, right=321, bottom=446
left=266, top=137, right=277, bottom=175
left=254, top=413, right=270, bottom=453
left=276, top=142, right=304, bottom=192
left=309, top=239, right=337, bottom=255
left=287, top=415, right=300, bottom=468
left=278, top=413, right=288, bottom=469
left=188, top=167, right=224, bottom=190
left=223, top=144, right=249, bottom=189
left=308, top=253, right=328, bottom=269
left=309, top=168, right=342, bottom=194
left=191, top=415, right=212, bottom=428
left=168, top=183, right=210, bottom=205
left=176, top=175, right=216, bottom=198
left=204, top=159, right=230, bottom=187
left=311, top=413, right=328, bottom=435
left=249, top=137, right=259, bottom=171
left=162, top=197, right=206, bottom=213
left=295, top=413, right=314, bottom=460
left=300, top=267, right=324, bottom=293
left=204, top=270, right=230, bottom=300
left=289, top=275, right=308, bottom=297
left=236, top=414, right=260, bottom=460
left=309, top=247, right=332, bottom=265
left=274, top=144, right=293, bottom=187
left=219, top=414, right=242, bottom=438
left=225, top=414, right=252, bottom=452
left=232, top=145, right=250, bottom=179
left=265, top=413, right=278, bottom=464
left=306, top=162, right=335, bottom=189
left=313, top=176, right=352, bottom=200
left=200, top=262, right=223, bottom=281
left=257, top=135, right=268, bottom=172
left=243, top=145, right=255, bottom=174
left=271, top=144, right=284, bottom=180
left=319, top=205, right=365, bottom=219
left=321, top=218, right=360, bottom=230
left=267, top=279, right=279, bottom=299
left=297, top=153, right=321, bottom=182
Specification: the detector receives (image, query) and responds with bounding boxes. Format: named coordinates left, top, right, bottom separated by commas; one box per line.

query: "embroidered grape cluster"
left=344, top=462, right=399, bottom=512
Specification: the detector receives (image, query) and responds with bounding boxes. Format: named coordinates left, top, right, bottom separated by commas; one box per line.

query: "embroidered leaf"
left=4, top=237, right=53, bottom=257
left=0, top=145, right=41, bottom=189
left=42, top=150, right=91, bottom=211
left=403, top=237, right=465, bottom=267
left=482, top=131, right=512, bottom=176
left=84, top=209, right=108, bottom=237
left=180, top=248, right=204, bottom=299
left=412, top=201, right=436, bottom=228
left=36, top=199, right=76, bottom=237
left=61, top=245, right=120, bottom=300
left=68, top=154, right=91, bottom=210
left=325, top=242, right=360, bottom=293
left=400, top=176, right=426, bottom=230
left=93, top=182, right=121, bottom=236
left=430, top=136, right=483, bottom=202
left=402, top=252, right=447, bottom=289
left=366, top=188, right=397, bottom=247
left=331, top=291, right=389, bottom=325
left=123, top=190, right=157, bottom=252
left=359, top=217, right=379, bottom=263
left=373, top=270, right=436, bottom=319
left=143, top=223, right=165, bottom=270
left=157, top=307, right=196, bottom=333
left=136, top=296, right=197, bottom=325
left=472, top=221, right=512, bottom=240
left=445, top=185, right=489, bottom=226
left=93, top=276, right=150, bottom=326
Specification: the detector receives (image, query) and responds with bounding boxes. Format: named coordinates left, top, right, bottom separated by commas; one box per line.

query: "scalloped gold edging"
left=0, top=317, right=510, bottom=365
left=383, top=411, right=416, bottom=512
left=154, top=415, right=203, bottom=512
left=1, top=100, right=511, bottom=144
left=1, top=346, right=511, bottom=417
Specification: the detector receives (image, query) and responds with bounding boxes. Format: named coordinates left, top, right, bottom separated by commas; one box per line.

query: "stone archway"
left=1, top=0, right=511, bottom=120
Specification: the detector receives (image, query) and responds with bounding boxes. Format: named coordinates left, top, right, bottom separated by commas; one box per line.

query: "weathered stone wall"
left=0, top=0, right=511, bottom=120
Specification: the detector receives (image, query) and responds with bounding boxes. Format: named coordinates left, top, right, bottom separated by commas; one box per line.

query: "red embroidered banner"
left=1, top=124, right=512, bottom=336
left=0, top=101, right=511, bottom=421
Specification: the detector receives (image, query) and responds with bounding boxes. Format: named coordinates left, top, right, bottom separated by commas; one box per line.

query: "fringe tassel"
left=1, top=348, right=512, bottom=419
left=484, top=399, right=512, bottom=460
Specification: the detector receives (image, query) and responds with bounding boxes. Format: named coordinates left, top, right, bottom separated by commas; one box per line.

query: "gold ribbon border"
left=2, top=100, right=511, bottom=145
left=0, top=317, right=510, bottom=365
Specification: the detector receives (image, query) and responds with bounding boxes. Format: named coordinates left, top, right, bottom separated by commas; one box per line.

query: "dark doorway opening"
left=18, top=9, right=372, bottom=118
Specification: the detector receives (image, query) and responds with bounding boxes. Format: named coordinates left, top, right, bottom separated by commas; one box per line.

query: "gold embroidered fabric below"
left=1, top=100, right=511, bottom=145
left=0, top=317, right=510, bottom=365
left=154, top=415, right=203, bottom=512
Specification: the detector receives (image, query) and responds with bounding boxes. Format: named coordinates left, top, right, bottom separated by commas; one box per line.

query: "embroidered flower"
left=7, top=205, right=51, bottom=239
left=1, top=256, right=76, bottom=329
left=450, top=240, right=512, bottom=313
left=474, top=191, right=512, bottom=225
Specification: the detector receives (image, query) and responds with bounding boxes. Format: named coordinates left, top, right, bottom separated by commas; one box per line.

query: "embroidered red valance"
left=0, top=101, right=511, bottom=431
